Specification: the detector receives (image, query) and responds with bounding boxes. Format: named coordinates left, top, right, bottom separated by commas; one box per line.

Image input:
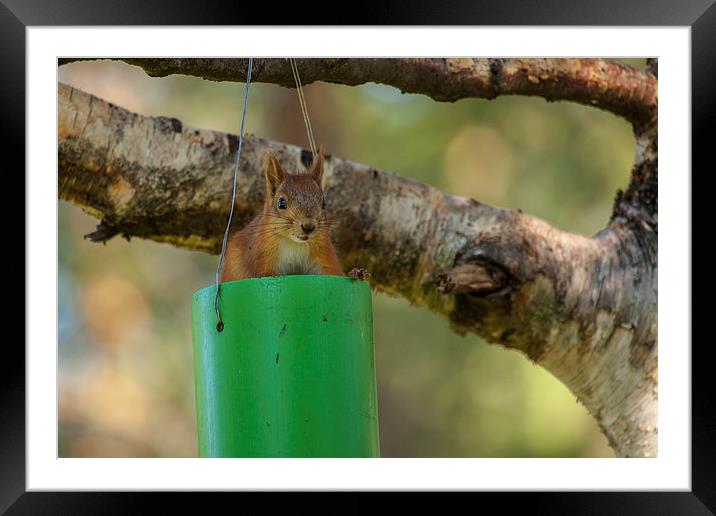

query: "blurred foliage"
left=58, top=58, right=644, bottom=458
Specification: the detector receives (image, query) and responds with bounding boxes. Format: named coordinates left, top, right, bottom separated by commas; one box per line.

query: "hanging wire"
left=289, top=58, right=318, bottom=159
left=214, top=57, right=254, bottom=332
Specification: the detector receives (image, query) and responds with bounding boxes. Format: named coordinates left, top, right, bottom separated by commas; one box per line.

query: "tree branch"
left=58, top=81, right=657, bottom=457
left=59, top=58, right=657, bottom=128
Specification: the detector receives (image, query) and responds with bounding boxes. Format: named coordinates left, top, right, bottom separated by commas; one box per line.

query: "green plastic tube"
left=192, top=275, right=380, bottom=457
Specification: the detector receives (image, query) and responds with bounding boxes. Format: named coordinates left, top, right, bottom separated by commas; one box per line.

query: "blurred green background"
left=58, top=58, right=643, bottom=458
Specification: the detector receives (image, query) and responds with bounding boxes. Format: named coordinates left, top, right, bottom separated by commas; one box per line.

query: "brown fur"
left=220, top=149, right=344, bottom=282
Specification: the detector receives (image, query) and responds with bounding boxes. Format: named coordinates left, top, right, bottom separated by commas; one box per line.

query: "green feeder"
left=191, top=275, right=380, bottom=457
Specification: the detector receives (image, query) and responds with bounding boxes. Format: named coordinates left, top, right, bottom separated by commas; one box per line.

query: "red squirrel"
left=220, top=149, right=367, bottom=282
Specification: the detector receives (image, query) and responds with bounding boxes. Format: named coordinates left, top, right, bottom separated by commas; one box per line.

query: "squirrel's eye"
left=277, top=197, right=287, bottom=209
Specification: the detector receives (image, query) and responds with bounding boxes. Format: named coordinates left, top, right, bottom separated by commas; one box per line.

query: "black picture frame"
left=5, top=0, right=709, bottom=512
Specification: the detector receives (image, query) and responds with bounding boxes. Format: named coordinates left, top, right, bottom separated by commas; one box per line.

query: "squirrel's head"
left=263, top=149, right=328, bottom=244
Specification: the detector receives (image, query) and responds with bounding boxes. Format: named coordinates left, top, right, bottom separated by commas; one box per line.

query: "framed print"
left=5, top=0, right=711, bottom=512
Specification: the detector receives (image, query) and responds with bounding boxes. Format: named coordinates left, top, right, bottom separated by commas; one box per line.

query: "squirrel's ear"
left=264, top=151, right=284, bottom=196
left=309, top=147, right=325, bottom=185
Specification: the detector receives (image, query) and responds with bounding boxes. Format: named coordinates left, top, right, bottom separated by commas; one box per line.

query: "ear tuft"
left=264, top=151, right=284, bottom=196
left=309, top=146, right=325, bottom=185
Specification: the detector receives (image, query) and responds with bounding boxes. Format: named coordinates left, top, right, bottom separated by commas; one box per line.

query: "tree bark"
left=59, top=58, right=657, bottom=128
left=58, top=58, right=657, bottom=457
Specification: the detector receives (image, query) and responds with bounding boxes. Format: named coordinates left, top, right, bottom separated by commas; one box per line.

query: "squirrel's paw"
left=347, top=267, right=371, bottom=282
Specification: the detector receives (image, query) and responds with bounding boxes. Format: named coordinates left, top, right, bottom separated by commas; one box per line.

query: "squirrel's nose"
left=301, top=222, right=316, bottom=234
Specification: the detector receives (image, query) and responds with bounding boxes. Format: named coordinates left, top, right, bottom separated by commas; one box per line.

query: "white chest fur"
left=276, top=238, right=316, bottom=275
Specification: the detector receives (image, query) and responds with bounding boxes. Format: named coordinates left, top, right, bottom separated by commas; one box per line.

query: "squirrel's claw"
left=347, top=267, right=371, bottom=282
